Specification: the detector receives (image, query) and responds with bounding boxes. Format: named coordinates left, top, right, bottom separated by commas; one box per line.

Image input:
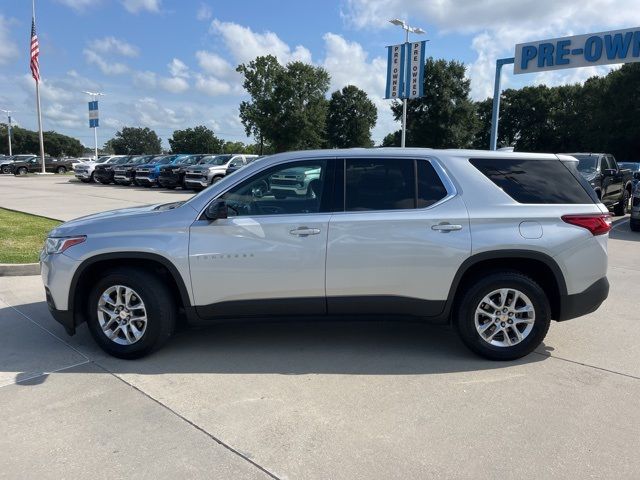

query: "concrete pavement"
left=0, top=174, right=193, bottom=221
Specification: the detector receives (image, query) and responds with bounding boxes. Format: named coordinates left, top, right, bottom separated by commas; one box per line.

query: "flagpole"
left=33, top=0, right=45, bottom=173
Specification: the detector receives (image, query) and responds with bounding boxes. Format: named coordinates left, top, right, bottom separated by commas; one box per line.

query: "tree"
left=0, top=125, right=83, bottom=157
left=105, top=127, right=162, bottom=155
left=237, top=55, right=330, bottom=153
left=169, top=125, right=224, bottom=154
left=381, top=131, right=401, bottom=147
left=391, top=57, right=478, bottom=148
left=327, top=85, right=377, bottom=148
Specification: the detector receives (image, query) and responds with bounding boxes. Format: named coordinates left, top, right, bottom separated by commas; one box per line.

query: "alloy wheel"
left=97, top=285, right=148, bottom=345
left=474, top=288, right=535, bottom=347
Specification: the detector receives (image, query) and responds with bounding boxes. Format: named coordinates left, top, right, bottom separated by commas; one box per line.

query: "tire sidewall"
left=86, top=270, right=174, bottom=359
left=456, top=273, right=551, bottom=360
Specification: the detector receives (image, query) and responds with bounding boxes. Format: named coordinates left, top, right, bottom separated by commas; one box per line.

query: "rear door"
left=325, top=157, right=470, bottom=317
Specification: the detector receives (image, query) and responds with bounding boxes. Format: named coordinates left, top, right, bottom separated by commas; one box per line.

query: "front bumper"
left=136, top=175, right=157, bottom=185
left=158, top=173, right=182, bottom=187
left=184, top=177, right=209, bottom=188
left=74, top=171, right=91, bottom=180
left=556, top=277, right=609, bottom=321
left=41, top=251, right=81, bottom=335
left=45, top=287, right=75, bottom=335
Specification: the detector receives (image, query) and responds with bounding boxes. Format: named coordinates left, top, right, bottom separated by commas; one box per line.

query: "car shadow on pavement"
left=610, top=222, right=639, bottom=242
left=2, top=301, right=549, bottom=383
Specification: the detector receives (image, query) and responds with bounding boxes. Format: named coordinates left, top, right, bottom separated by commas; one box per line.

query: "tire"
left=15, top=167, right=28, bottom=176
left=614, top=189, right=630, bottom=216
left=211, top=175, right=223, bottom=185
left=56, top=166, right=66, bottom=174
left=631, top=219, right=640, bottom=232
left=86, top=267, right=176, bottom=359
left=1, top=165, right=10, bottom=174
left=454, top=271, right=551, bottom=361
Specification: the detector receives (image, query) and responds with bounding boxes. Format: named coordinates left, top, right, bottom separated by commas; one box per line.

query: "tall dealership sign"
left=88, top=100, right=99, bottom=128
left=385, top=40, right=427, bottom=147
left=490, top=27, right=640, bottom=150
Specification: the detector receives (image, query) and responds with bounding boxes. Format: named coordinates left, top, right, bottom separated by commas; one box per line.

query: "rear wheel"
left=56, top=166, right=66, bottom=174
left=86, top=268, right=176, bottom=359
left=631, top=219, right=640, bottom=232
left=211, top=175, right=223, bottom=185
left=454, top=272, right=551, bottom=361
left=15, top=167, right=28, bottom=176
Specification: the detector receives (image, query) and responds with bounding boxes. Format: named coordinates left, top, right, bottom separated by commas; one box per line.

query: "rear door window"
left=470, top=158, right=595, bottom=204
left=344, top=158, right=448, bottom=211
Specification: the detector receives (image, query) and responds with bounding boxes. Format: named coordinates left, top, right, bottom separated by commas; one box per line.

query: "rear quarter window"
left=470, top=158, right=595, bottom=204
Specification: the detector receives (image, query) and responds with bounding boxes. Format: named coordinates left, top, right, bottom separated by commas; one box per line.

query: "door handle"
left=431, top=223, right=462, bottom=232
left=290, top=227, right=321, bottom=237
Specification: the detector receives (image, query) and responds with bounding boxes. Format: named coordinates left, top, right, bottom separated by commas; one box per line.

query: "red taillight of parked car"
left=561, top=213, right=612, bottom=236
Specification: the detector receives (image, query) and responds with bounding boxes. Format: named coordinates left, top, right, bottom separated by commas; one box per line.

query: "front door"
left=325, top=157, right=471, bottom=317
left=189, top=158, right=334, bottom=318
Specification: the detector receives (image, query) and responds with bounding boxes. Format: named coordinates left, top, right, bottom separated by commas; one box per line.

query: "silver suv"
left=41, top=149, right=611, bottom=360
left=183, top=154, right=259, bottom=189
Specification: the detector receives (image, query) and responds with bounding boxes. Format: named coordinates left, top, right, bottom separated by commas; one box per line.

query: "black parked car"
left=12, top=156, right=75, bottom=175
left=619, top=162, right=640, bottom=193
left=113, top=155, right=156, bottom=186
left=569, top=153, right=634, bottom=215
left=1, top=154, right=36, bottom=174
left=94, top=156, right=132, bottom=184
left=157, top=154, right=209, bottom=189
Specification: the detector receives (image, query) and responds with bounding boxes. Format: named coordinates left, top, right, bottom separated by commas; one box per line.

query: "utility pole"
left=0, top=110, right=13, bottom=156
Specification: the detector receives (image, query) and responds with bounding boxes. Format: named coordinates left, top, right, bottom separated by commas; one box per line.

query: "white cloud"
left=210, top=19, right=312, bottom=65
left=83, top=50, right=129, bottom=75
left=197, top=3, right=212, bottom=21
left=121, top=0, right=161, bottom=14
left=342, top=0, right=640, bottom=99
left=168, top=58, right=189, bottom=78
left=322, top=33, right=396, bottom=142
left=129, top=97, right=187, bottom=128
left=195, top=75, right=232, bottom=96
left=0, top=16, right=18, bottom=65
left=133, top=70, right=157, bottom=88
left=159, top=76, right=189, bottom=94
left=195, top=50, right=235, bottom=78
left=89, top=37, right=139, bottom=57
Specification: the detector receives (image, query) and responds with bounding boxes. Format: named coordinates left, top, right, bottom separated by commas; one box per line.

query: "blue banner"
left=88, top=100, right=99, bottom=128
left=385, top=41, right=427, bottom=99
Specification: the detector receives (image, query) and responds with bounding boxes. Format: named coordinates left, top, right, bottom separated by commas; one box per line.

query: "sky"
left=0, top=0, right=638, bottom=150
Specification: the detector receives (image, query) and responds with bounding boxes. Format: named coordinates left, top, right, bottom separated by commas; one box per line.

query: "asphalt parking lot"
left=1, top=175, right=639, bottom=479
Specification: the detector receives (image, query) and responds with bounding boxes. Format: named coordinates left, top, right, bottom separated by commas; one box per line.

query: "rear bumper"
left=556, top=277, right=609, bottom=321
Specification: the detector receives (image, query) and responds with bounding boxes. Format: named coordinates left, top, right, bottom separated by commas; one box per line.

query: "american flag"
left=30, top=17, right=40, bottom=82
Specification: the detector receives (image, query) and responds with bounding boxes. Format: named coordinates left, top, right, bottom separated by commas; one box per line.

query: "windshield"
left=201, top=154, right=232, bottom=166
left=150, top=155, right=177, bottom=165
left=178, top=155, right=205, bottom=165
left=619, top=162, right=640, bottom=172
left=573, top=155, right=599, bottom=174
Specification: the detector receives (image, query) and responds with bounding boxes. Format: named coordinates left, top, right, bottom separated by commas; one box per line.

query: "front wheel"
left=86, top=267, right=176, bottom=359
left=56, top=166, right=66, bottom=174
left=15, top=167, right=28, bottom=176
left=1, top=165, right=11, bottom=174
left=454, top=272, right=551, bottom=361
left=614, top=189, right=630, bottom=216
left=631, top=219, right=640, bottom=232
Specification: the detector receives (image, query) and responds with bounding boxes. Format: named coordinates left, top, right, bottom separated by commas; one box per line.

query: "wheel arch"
left=69, top=252, right=192, bottom=328
left=444, top=250, right=567, bottom=322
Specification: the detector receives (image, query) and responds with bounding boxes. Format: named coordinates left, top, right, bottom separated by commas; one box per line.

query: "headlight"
left=171, top=168, right=181, bottom=173
left=45, top=236, right=86, bottom=254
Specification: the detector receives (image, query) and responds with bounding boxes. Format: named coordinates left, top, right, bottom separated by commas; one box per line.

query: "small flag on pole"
left=30, top=17, right=40, bottom=82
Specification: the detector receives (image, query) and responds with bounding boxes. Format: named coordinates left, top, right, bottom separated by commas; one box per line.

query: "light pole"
left=82, top=91, right=104, bottom=160
left=389, top=18, right=425, bottom=148
left=0, top=109, right=13, bottom=156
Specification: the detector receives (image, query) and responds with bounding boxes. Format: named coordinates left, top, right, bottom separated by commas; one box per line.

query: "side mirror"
left=603, top=168, right=616, bottom=176
left=204, top=200, right=228, bottom=221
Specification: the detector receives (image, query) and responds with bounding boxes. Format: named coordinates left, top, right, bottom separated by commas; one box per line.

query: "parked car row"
left=74, top=153, right=260, bottom=190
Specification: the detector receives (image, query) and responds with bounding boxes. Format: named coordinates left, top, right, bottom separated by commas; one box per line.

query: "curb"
left=0, top=263, right=40, bottom=277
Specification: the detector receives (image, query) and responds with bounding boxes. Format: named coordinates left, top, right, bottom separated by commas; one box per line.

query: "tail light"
left=561, top=213, right=612, bottom=235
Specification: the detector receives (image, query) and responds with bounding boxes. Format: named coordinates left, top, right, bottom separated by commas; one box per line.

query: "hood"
left=136, top=163, right=162, bottom=170
left=49, top=203, right=176, bottom=237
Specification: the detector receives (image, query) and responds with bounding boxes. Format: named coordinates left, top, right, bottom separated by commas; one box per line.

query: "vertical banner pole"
left=7, top=114, right=12, bottom=156
left=94, top=124, right=98, bottom=161
left=489, top=57, right=515, bottom=151
left=401, top=28, right=409, bottom=148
